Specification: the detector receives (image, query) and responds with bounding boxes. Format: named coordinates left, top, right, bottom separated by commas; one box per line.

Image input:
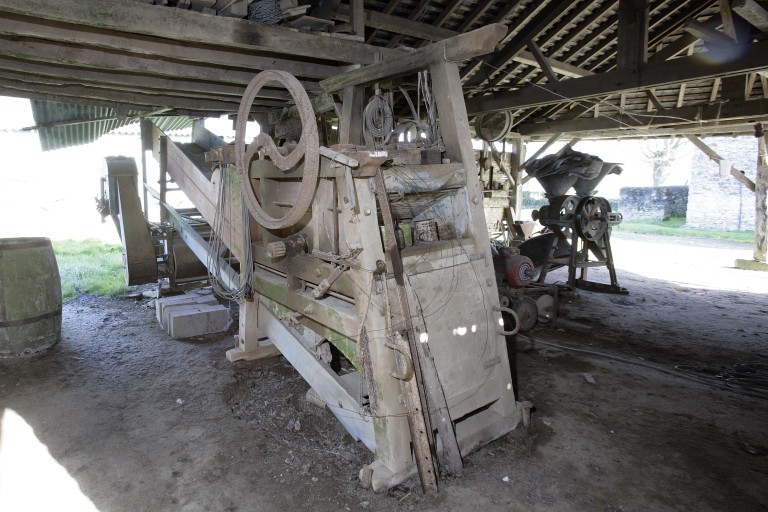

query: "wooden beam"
left=0, top=0, right=398, bottom=64
left=0, top=56, right=288, bottom=101
left=684, top=19, right=735, bottom=47
left=518, top=98, right=768, bottom=137
left=321, top=24, right=507, bottom=93
left=685, top=134, right=756, bottom=192
left=733, top=0, right=768, bottom=34
left=463, top=1, right=574, bottom=88
left=334, top=6, right=457, bottom=42
left=0, top=87, right=244, bottom=118
left=0, top=36, right=322, bottom=93
left=719, top=0, right=739, bottom=41
left=0, top=75, right=247, bottom=113
left=512, top=51, right=594, bottom=79
left=527, top=42, right=559, bottom=84
left=0, top=14, right=340, bottom=80
left=466, top=39, right=768, bottom=114
left=617, top=0, right=649, bottom=70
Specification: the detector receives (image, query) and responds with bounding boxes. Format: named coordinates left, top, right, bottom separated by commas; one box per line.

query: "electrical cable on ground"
left=527, top=337, right=768, bottom=400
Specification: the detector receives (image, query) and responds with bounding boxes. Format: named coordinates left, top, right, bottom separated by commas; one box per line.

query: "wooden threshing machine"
left=101, top=24, right=525, bottom=493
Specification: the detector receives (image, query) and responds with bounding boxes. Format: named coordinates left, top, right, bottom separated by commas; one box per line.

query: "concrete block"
left=156, top=294, right=218, bottom=326
left=167, top=304, right=230, bottom=339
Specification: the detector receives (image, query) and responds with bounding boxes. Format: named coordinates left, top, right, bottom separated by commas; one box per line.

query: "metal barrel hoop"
left=235, top=70, right=320, bottom=230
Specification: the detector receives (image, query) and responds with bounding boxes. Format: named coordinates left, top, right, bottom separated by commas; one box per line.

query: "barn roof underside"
left=1, top=0, right=768, bottom=148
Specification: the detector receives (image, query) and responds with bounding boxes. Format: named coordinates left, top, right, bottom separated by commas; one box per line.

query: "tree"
left=641, top=138, right=684, bottom=186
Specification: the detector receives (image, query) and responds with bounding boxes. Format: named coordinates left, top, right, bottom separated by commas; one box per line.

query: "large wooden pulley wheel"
left=235, top=70, right=319, bottom=230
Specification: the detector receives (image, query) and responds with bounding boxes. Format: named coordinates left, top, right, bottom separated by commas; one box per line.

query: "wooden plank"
left=466, top=39, right=768, bottom=114
left=0, top=36, right=321, bottom=94
left=0, top=0, right=399, bottom=64
left=733, top=0, right=768, bottom=34
left=685, top=134, right=756, bottom=192
left=0, top=14, right=340, bottom=80
left=0, top=75, right=249, bottom=113
left=0, top=68, right=288, bottom=110
left=0, top=56, right=285, bottom=101
left=321, top=24, right=507, bottom=93
left=258, top=299, right=375, bottom=450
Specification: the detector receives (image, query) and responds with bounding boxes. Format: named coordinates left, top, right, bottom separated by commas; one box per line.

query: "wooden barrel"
left=0, top=238, right=62, bottom=356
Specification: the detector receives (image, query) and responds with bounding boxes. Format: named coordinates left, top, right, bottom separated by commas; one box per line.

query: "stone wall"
left=686, top=137, right=758, bottom=231
left=619, top=186, right=689, bottom=221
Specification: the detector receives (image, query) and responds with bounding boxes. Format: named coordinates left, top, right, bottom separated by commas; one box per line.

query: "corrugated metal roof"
left=30, top=100, right=193, bottom=151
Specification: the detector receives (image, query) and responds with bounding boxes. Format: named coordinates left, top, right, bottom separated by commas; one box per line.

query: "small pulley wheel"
left=512, top=297, right=538, bottom=332
left=235, top=70, right=320, bottom=230
left=574, top=196, right=611, bottom=242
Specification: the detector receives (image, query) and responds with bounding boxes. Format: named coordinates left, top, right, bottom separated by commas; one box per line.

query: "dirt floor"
left=1, top=232, right=767, bottom=512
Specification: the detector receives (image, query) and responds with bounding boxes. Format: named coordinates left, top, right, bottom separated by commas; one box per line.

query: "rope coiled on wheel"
left=363, top=93, right=394, bottom=146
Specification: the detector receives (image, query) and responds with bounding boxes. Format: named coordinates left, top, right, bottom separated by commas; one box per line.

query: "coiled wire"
left=363, top=92, right=394, bottom=146
left=207, top=165, right=253, bottom=302
left=247, top=0, right=282, bottom=25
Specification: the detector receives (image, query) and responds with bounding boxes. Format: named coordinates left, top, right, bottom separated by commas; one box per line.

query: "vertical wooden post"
left=159, top=135, right=168, bottom=224
left=509, top=135, right=524, bottom=219
left=139, top=118, right=151, bottom=219
left=350, top=0, right=364, bottom=37
left=755, top=134, right=768, bottom=262
left=339, top=86, right=365, bottom=145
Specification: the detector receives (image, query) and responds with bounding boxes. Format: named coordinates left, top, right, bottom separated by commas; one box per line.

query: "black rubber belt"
left=0, top=308, right=62, bottom=328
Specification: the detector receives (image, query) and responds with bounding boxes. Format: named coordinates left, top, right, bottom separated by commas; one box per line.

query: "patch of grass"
left=53, top=239, right=127, bottom=301
left=616, top=216, right=754, bottom=244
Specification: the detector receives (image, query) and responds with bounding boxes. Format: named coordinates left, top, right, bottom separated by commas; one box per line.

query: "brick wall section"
left=687, top=137, right=758, bottom=231
left=619, top=186, right=689, bottom=221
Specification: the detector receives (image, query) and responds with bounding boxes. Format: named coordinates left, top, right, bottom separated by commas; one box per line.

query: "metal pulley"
left=573, top=196, right=622, bottom=242
left=512, top=297, right=538, bottom=332
left=235, top=70, right=320, bottom=230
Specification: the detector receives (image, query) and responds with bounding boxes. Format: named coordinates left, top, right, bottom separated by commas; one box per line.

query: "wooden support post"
left=350, top=0, right=365, bottom=37
left=140, top=118, right=151, bottom=219
left=339, top=86, right=365, bottom=146
left=755, top=134, right=768, bottom=261
left=509, top=136, right=524, bottom=218
left=373, top=169, right=439, bottom=494
left=159, top=135, right=168, bottom=224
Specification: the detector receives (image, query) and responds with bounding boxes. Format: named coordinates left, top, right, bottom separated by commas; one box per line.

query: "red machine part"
left=504, top=254, right=535, bottom=287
